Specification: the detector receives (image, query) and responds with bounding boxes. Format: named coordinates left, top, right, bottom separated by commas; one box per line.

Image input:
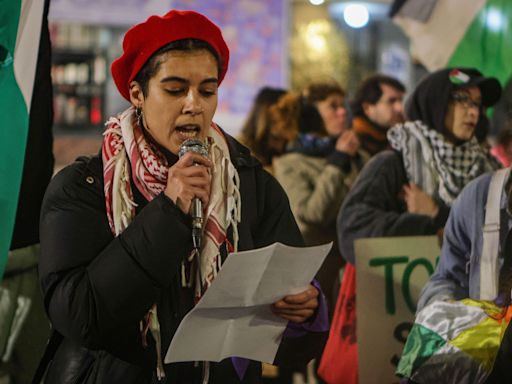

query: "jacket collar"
left=222, top=128, right=260, bottom=169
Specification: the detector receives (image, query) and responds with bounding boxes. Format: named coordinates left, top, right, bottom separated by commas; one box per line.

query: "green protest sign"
left=355, top=236, right=440, bottom=384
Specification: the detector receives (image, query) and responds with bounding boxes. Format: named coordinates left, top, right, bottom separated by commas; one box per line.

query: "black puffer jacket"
left=38, top=135, right=327, bottom=383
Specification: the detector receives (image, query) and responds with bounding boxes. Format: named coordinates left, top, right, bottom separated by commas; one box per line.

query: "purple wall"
left=49, top=0, right=288, bottom=133
left=171, top=1, right=287, bottom=115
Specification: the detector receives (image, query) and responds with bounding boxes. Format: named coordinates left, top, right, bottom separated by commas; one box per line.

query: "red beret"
left=111, top=10, right=230, bottom=101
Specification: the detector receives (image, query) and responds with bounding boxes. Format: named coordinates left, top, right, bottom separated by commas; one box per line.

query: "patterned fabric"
left=286, top=133, right=335, bottom=157
left=102, top=106, right=241, bottom=379
left=103, top=108, right=168, bottom=235
left=397, top=299, right=512, bottom=384
left=387, top=120, right=499, bottom=205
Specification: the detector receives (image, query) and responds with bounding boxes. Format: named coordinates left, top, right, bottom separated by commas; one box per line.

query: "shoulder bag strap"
left=480, top=168, right=511, bottom=300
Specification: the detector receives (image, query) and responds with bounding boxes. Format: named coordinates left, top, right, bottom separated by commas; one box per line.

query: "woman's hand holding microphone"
left=164, top=152, right=212, bottom=215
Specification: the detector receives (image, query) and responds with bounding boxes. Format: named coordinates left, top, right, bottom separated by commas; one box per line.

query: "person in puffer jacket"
left=36, top=10, right=328, bottom=384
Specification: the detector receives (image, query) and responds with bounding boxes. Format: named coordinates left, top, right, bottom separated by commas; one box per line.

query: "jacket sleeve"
left=252, top=170, right=328, bottom=366
left=274, top=153, right=358, bottom=228
left=337, top=151, right=448, bottom=264
left=416, top=176, right=488, bottom=311
left=39, top=160, right=193, bottom=352
left=251, top=169, right=304, bottom=248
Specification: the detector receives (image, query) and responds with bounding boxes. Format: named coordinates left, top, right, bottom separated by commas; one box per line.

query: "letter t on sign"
left=369, top=256, right=409, bottom=315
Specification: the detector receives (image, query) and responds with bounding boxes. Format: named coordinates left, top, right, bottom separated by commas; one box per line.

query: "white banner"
left=48, top=0, right=173, bottom=25
left=355, top=236, right=440, bottom=384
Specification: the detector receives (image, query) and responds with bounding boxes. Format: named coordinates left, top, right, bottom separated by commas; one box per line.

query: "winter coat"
left=38, top=135, right=328, bottom=384
left=274, top=149, right=366, bottom=312
left=417, top=172, right=512, bottom=310
left=413, top=171, right=512, bottom=384
left=337, top=150, right=450, bottom=265
left=274, top=150, right=364, bottom=248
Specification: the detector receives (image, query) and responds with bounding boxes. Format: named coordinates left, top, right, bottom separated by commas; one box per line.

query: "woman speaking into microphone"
left=37, top=9, right=327, bottom=384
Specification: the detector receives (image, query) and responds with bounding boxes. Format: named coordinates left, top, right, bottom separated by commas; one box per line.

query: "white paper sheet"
left=164, top=242, right=332, bottom=364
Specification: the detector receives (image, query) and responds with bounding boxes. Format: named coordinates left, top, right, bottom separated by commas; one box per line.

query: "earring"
left=135, top=107, right=144, bottom=127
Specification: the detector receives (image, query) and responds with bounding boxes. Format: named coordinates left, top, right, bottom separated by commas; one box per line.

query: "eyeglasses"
left=450, top=93, right=482, bottom=110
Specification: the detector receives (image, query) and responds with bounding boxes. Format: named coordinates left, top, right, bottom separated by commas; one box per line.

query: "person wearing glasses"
left=332, top=68, right=501, bottom=384
left=414, top=70, right=507, bottom=311
left=400, top=70, right=512, bottom=384
left=339, top=67, right=502, bottom=267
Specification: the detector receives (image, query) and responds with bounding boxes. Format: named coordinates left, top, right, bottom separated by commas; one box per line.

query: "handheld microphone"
left=178, top=139, right=209, bottom=250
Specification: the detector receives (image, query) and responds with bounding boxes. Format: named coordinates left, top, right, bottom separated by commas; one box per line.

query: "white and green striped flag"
left=0, top=0, right=46, bottom=278
left=391, top=0, right=512, bottom=86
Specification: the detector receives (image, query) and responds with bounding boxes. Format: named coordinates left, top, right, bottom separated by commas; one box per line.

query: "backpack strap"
left=480, top=168, right=511, bottom=300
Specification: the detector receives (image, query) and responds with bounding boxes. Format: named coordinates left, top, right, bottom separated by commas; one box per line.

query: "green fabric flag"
left=0, top=0, right=44, bottom=278
left=449, top=0, right=512, bottom=87
left=393, top=0, right=512, bottom=87
left=396, top=323, right=446, bottom=378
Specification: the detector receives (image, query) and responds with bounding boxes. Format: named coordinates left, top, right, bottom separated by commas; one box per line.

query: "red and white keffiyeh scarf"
left=102, top=106, right=241, bottom=378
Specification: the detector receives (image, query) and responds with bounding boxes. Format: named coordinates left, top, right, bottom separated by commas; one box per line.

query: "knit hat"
left=111, top=10, right=229, bottom=101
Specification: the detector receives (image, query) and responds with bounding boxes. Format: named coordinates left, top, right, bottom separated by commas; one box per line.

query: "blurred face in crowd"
left=129, top=49, right=218, bottom=155
left=364, top=84, right=405, bottom=128
left=315, top=92, right=347, bottom=137
left=444, top=86, right=481, bottom=142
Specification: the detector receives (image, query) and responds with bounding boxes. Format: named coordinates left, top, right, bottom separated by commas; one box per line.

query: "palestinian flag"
left=0, top=0, right=53, bottom=278
left=397, top=299, right=512, bottom=384
left=391, top=0, right=512, bottom=87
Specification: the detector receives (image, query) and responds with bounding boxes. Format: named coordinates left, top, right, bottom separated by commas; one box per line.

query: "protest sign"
left=355, top=236, right=440, bottom=384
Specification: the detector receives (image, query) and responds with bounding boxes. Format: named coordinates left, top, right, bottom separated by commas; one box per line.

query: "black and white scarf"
left=387, top=120, right=499, bottom=205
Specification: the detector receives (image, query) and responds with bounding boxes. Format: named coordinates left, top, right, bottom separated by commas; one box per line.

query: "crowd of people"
left=235, top=37, right=512, bottom=384
left=240, top=60, right=512, bottom=384
left=239, top=63, right=509, bottom=383
left=2, top=5, right=512, bottom=384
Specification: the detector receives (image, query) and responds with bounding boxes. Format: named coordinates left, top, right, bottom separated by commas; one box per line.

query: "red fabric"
left=318, top=263, right=358, bottom=384
left=102, top=108, right=168, bottom=231
left=111, top=9, right=229, bottom=101
left=491, top=145, right=511, bottom=167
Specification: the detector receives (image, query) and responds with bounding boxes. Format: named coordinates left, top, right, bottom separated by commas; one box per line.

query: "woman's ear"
left=129, top=81, right=144, bottom=107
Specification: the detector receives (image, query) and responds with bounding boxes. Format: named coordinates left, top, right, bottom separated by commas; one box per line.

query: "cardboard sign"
left=355, top=236, right=440, bottom=384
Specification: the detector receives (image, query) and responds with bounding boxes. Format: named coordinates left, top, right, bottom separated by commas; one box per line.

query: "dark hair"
left=352, top=74, right=406, bottom=118
left=303, top=82, right=345, bottom=104
left=298, top=97, right=326, bottom=135
left=497, top=121, right=512, bottom=147
left=133, top=39, right=222, bottom=96
left=270, top=92, right=326, bottom=141
left=239, top=87, right=287, bottom=164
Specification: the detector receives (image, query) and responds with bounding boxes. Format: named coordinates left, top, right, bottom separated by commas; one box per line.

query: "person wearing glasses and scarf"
left=338, top=67, right=501, bottom=265
left=332, top=67, right=501, bottom=384
left=37, top=10, right=328, bottom=384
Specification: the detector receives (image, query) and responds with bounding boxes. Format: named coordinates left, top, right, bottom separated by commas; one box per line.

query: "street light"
left=343, top=3, right=370, bottom=28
